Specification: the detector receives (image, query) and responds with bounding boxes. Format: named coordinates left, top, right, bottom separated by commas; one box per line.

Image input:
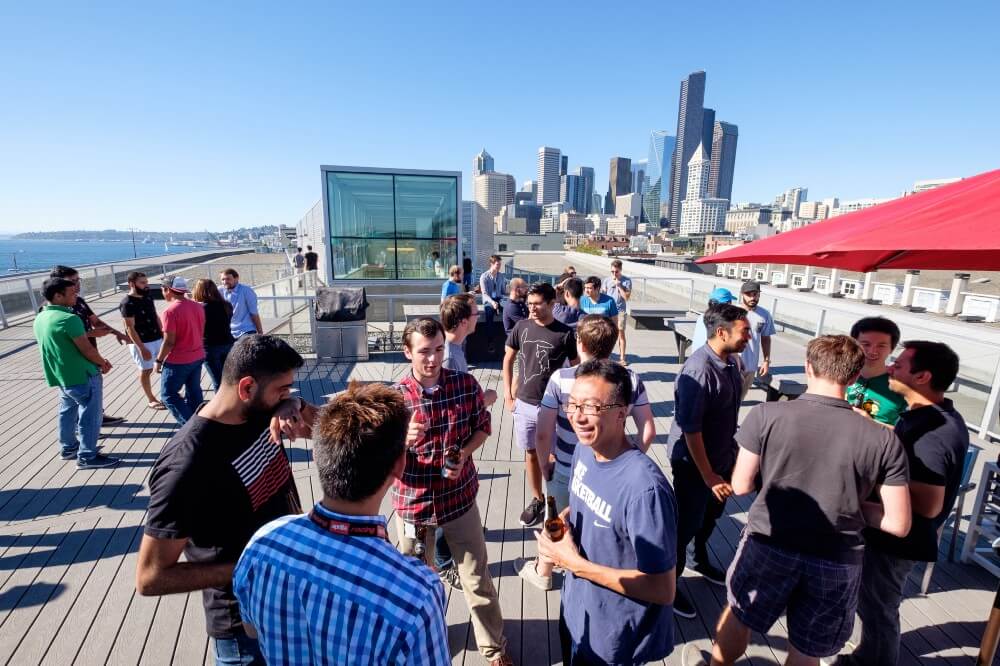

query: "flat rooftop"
left=1, top=290, right=998, bottom=664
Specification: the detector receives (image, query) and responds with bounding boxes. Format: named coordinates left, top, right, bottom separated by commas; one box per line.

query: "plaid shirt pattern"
left=392, top=368, right=491, bottom=525
left=233, top=504, right=449, bottom=665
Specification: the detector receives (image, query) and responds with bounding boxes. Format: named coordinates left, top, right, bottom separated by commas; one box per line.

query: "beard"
left=136, top=287, right=149, bottom=296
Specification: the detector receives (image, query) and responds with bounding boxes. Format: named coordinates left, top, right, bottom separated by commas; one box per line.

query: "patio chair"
left=919, top=443, right=982, bottom=594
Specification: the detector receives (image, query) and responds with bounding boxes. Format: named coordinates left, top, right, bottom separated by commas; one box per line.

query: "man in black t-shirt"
left=304, top=245, right=318, bottom=271
left=136, top=335, right=320, bottom=663
left=503, top=282, right=577, bottom=527
left=119, top=271, right=165, bottom=410
left=842, top=341, right=968, bottom=666
left=50, top=265, right=128, bottom=425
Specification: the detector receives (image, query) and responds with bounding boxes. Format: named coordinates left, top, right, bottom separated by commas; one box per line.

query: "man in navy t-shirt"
left=538, top=359, right=677, bottom=665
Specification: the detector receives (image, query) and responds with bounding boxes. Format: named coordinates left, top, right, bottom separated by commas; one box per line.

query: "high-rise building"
left=680, top=144, right=727, bottom=235
left=630, top=159, right=648, bottom=197
left=560, top=174, right=588, bottom=213
left=779, top=187, right=808, bottom=215
left=537, top=146, right=562, bottom=205
left=701, top=108, right=715, bottom=161
left=576, top=166, right=595, bottom=213
left=592, top=192, right=603, bottom=215
left=560, top=155, right=568, bottom=176
left=707, top=121, right=738, bottom=201
left=522, top=180, right=537, bottom=198
left=474, top=171, right=515, bottom=216
left=604, top=157, right=632, bottom=218
left=472, top=149, right=494, bottom=177
left=643, top=130, right=676, bottom=228
left=668, top=71, right=707, bottom=229
left=462, top=200, right=493, bottom=278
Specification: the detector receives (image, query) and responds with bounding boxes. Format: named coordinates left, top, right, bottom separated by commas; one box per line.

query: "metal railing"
left=0, top=258, right=290, bottom=328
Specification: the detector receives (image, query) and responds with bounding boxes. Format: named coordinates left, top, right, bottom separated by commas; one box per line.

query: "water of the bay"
left=0, top=238, right=217, bottom=274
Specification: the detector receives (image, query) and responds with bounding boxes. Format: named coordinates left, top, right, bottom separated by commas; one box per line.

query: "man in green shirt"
left=846, top=316, right=907, bottom=426
left=34, top=277, right=119, bottom=469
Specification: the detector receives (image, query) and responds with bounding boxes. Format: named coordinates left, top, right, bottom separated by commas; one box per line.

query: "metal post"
left=687, top=280, right=695, bottom=312
left=25, top=278, right=39, bottom=312
left=814, top=309, right=826, bottom=337
left=979, top=360, right=1000, bottom=438
left=94, top=267, right=102, bottom=297
left=387, top=297, right=396, bottom=342
left=0, top=297, right=8, bottom=329
left=271, top=283, right=278, bottom=318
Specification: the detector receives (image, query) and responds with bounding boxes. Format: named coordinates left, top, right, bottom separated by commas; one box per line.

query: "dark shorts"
left=727, top=534, right=862, bottom=658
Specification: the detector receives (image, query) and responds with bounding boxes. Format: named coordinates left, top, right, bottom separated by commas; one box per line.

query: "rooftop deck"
left=2, top=291, right=999, bottom=665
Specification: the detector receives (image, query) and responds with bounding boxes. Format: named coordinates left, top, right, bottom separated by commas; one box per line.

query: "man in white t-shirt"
left=738, top=281, right=775, bottom=400
left=517, top=314, right=655, bottom=591
left=601, top=259, right=632, bottom=364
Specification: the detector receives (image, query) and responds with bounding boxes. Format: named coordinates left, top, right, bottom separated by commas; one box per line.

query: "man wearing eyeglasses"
left=537, top=358, right=677, bottom=665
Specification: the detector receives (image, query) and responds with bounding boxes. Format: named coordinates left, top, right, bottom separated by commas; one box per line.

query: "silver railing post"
left=979, top=360, right=1000, bottom=438
left=250, top=264, right=256, bottom=285
left=688, top=279, right=695, bottom=311
left=93, top=268, right=102, bottom=297
left=0, top=297, right=8, bottom=329
left=815, top=308, right=827, bottom=337
left=271, top=283, right=278, bottom=318
left=25, top=278, right=39, bottom=312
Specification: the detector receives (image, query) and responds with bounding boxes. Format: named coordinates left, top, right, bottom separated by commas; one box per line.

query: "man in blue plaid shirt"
left=234, top=382, right=449, bottom=665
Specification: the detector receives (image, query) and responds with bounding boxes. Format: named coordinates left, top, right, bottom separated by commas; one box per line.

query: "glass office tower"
left=322, top=167, right=460, bottom=280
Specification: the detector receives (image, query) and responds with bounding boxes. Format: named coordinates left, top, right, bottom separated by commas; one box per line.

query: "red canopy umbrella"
left=696, top=168, right=1000, bottom=272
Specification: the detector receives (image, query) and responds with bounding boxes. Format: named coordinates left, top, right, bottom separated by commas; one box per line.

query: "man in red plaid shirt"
left=393, top=317, right=510, bottom=666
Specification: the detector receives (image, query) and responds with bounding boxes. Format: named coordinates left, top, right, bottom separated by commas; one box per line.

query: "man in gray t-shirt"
left=737, top=281, right=775, bottom=400
left=601, top=259, right=632, bottom=364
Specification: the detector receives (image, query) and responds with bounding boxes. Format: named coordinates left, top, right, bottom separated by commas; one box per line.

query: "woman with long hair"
left=192, top=278, right=234, bottom=391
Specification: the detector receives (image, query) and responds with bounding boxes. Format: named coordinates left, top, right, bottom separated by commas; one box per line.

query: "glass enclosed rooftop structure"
left=321, top=166, right=462, bottom=282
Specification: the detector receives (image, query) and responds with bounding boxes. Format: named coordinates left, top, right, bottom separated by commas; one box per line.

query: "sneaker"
left=519, top=497, right=544, bottom=527
left=60, top=445, right=103, bottom=460
left=673, top=588, right=697, bottom=619
left=692, top=561, right=726, bottom=587
left=681, top=644, right=708, bottom=666
left=516, top=557, right=553, bottom=591
left=76, top=454, right=120, bottom=470
left=437, top=565, right=463, bottom=591
left=101, top=415, right=126, bottom=426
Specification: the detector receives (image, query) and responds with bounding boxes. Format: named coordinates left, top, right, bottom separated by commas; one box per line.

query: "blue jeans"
left=213, top=630, right=265, bottom=665
left=204, top=343, right=233, bottom=391
left=850, top=547, right=916, bottom=665
left=161, top=359, right=204, bottom=425
left=58, top=373, right=103, bottom=459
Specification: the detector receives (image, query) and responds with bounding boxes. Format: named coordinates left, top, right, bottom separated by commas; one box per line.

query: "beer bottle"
left=544, top=495, right=564, bottom=542
left=443, top=445, right=462, bottom=478
left=413, top=524, right=427, bottom=559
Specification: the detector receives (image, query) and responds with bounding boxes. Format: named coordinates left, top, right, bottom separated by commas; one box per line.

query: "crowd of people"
left=33, top=264, right=267, bottom=470
left=31, top=254, right=976, bottom=665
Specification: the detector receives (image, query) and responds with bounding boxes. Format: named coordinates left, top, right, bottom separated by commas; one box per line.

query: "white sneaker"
left=515, top=557, right=553, bottom=591
left=681, top=644, right=708, bottom=666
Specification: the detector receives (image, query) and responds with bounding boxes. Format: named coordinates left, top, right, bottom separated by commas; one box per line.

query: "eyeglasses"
left=565, top=402, right=623, bottom=416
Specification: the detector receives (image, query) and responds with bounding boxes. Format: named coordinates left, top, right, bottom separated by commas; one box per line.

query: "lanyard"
left=308, top=509, right=388, bottom=540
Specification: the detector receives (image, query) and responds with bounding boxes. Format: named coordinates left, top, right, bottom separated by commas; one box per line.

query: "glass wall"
left=325, top=170, right=459, bottom=280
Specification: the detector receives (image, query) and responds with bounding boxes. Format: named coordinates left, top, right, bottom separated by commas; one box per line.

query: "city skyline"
left=1, top=3, right=998, bottom=232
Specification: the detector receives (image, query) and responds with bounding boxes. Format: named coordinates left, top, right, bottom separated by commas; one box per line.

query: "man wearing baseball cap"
left=691, top=288, right=736, bottom=351
left=155, top=277, right=206, bottom=425
left=737, top=281, right=775, bottom=401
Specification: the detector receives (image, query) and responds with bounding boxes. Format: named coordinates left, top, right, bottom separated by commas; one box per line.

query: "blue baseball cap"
left=708, top=287, right=735, bottom=304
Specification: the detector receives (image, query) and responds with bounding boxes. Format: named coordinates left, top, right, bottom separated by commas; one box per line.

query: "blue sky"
left=1, top=1, right=998, bottom=233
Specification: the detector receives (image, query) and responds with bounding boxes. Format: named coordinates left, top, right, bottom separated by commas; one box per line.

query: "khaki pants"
left=396, top=505, right=506, bottom=660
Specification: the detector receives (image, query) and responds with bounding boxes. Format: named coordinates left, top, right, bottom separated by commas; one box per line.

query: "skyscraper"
left=537, top=146, right=562, bottom=205
left=668, top=70, right=707, bottom=229
left=708, top=121, right=738, bottom=202
left=473, top=149, right=494, bottom=177
left=701, top=108, right=715, bottom=161
left=643, top=130, right=676, bottom=228
left=680, top=143, right=727, bottom=235
left=575, top=166, right=595, bottom=214
left=560, top=155, right=568, bottom=176
left=604, top=157, right=632, bottom=218
left=474, top=172, right=515, bottom=216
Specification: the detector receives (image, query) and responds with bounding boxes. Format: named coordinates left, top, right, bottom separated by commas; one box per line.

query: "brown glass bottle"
left=543, top=495, right=564, bottom=541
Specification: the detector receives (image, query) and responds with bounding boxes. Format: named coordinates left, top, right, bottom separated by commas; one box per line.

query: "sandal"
left=147, top=400, right=166, bottom=410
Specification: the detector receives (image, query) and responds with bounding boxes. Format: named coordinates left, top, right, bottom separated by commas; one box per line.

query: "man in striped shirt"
left=233, top=383, right=449, bottom=665
left=518, top=314, right=656, bottom=591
